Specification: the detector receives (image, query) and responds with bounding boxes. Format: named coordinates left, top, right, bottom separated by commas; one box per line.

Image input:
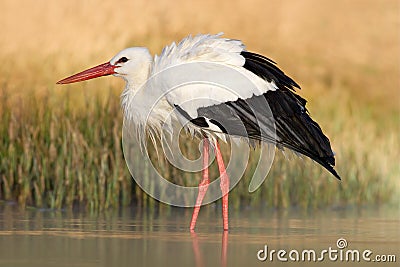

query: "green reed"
left=0, top=86, right=398, bottom=211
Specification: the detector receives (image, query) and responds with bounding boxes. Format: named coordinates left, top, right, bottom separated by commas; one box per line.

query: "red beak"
left=56, top=62, right=116, bottom=84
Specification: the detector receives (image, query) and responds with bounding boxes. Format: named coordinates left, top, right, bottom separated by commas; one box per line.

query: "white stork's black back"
left=179, top=51, right=340, bottom=179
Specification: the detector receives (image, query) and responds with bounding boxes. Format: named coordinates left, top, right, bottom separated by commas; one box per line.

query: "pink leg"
left=190, top=139, right=210, bottom=231
left=214, top=141, right=229, bottom=231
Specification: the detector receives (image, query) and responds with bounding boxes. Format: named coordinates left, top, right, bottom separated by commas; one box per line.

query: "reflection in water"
left=0, top=202, right=399, bottom=267
left=221, top=230, right=228, bottom=267
left=191, top=232, right=204, bottom=267
left=191, top=230, right=228, bottom=267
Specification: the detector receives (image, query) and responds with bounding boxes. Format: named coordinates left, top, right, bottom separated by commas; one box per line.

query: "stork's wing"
left=239, top=52, right=339, bottom=179
left=154, top=34, right=340, bottom=179
left=178, top=56, right=339, bottom=179
left=193, top=90, right=340, bottom=180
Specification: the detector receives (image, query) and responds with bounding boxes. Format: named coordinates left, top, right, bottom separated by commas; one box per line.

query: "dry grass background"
left=0, top=0, right=399, bottom=210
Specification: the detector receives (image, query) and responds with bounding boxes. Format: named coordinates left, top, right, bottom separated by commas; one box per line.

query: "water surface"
left=0, top=202, right=398, bottom=267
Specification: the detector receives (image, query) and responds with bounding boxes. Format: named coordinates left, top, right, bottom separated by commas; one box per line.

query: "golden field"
left=0, top=0, right=399, bottom=210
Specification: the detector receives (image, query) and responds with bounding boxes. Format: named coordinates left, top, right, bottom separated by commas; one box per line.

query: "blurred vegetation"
left=0, top=87, right=398, bottom=211
left=0, top=0, right=398, bottom=211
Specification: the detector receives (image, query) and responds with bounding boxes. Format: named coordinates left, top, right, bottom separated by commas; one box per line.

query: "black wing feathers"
left=241, top=51, right=300, bottom=91
left=264, top=90, right=339, bottom=178
left=241, top=51, right=339, bottom=179
left=175, top=51, right=340, bottom=179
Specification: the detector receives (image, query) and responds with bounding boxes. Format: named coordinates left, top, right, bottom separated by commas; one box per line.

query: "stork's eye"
left=117, top=57, right=129, bottom=64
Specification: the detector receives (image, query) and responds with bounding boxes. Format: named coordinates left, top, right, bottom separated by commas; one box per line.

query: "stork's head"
left=57, top=47, right=152, bottom=85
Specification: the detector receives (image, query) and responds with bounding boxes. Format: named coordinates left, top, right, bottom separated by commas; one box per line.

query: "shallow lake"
left=0, top=202, right=398, bottom=267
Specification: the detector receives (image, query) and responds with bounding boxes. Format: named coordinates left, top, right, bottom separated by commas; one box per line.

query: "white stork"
left=57, top=33, right=340, bottom=231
